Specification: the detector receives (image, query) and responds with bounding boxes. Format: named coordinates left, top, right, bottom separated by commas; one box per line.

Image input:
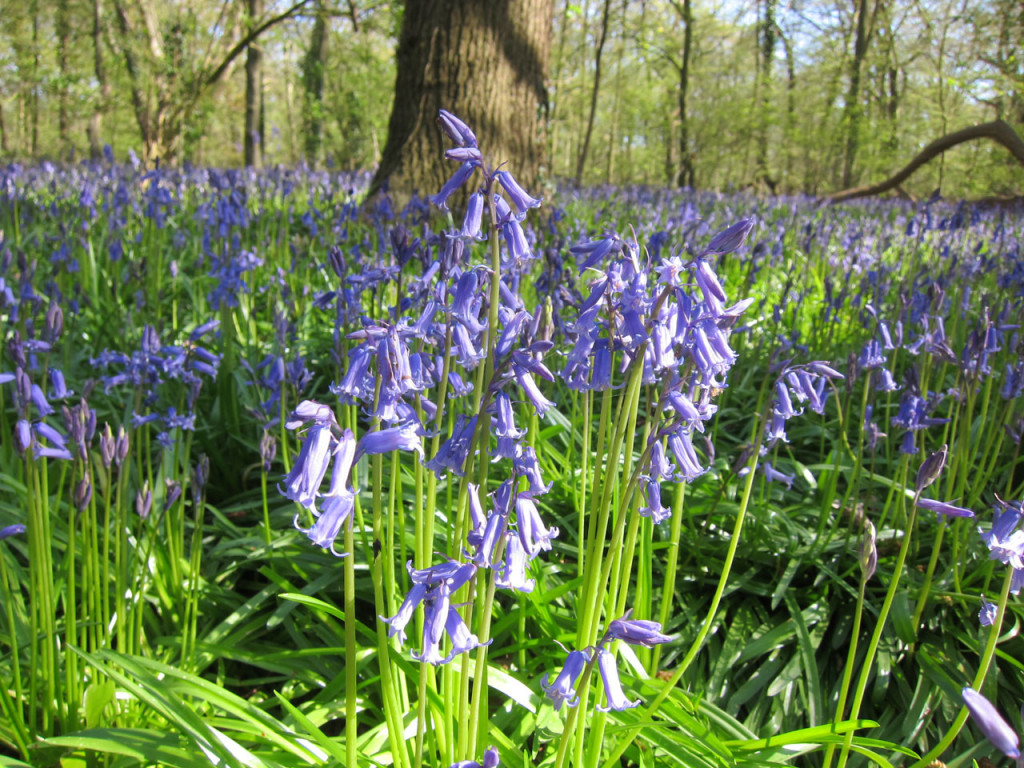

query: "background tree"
left=370, top=0, right=555, bottom=199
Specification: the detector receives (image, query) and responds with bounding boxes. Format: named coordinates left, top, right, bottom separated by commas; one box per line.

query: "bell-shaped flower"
left=496, top=532, right=535, bottom=592
left=280, top=420, right=335, bottom=510
left=962, top=687, right=1020, bottom=760
left=541, top=649, right=590, bottom=711
left=602, top=615, right=673, bottom=648
left=382, top=583, right=428, bottom=645
left=595, top=648, right=640, bottom=712
left=299, top=430, right=357, bottom=555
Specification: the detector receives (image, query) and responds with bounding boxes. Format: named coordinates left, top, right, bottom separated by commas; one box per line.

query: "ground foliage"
left=0, top=150, right=1023, bottom=768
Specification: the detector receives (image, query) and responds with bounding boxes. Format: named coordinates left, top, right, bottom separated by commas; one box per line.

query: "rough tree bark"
left=370, top=0, right=554, bottom=200
left=826, top=119, right=1024, bottom=202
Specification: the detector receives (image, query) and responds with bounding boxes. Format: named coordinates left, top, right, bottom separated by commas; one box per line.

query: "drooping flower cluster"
left=542, top=614, right=673, bottom=712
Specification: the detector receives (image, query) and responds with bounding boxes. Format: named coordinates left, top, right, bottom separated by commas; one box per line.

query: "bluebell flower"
left=356, top=422, right=423, bottom=461
left=542, top=649, right=591, bottom=711
left=382, top=583, right=428, bottom=645
left=639, top=478, right=671, bottom=524
left=280, top=407, right=336, bottom=510
left=595, top=649, right=640, bottom=712
left=299, top=430, right=357, bottom=555
left=437, top=109, right=478, bottom=148
left=916, top=497, right=974, bottom=519
left=495, top=532, right=535, bottom=592
left=495, top=171, right=541, bottom=217
left=962, top=687, right=1020, bottom=760
left=602, top=615, right=673, bottom=647
left=699, top=218, right=755, bottom=257
left=0, top=524, right=26, bottom=541
left=979, top=597, right=998, bottom=627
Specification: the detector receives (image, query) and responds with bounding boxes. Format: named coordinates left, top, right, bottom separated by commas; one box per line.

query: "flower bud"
left=915, top=444, right=947, bottom=493
left=859, top=519, right=877, bottom=581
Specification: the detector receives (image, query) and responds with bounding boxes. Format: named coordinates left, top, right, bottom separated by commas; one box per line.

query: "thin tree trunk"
left=576, top=0, right=612, bottom=184
left=841, top=0, right=872, bottom=187
left=302, top=0, right=328, bottom=167
left=88, top=0, right=110, bottom=159
left=57, top=0, right=71, bottom=154
left=244, top=0, right=264, bottom=167
left=31, top=2, right=39, bottom=156
left=670, top=0, right=694, bottom=188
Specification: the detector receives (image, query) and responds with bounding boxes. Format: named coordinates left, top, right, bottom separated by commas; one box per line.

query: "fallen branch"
left=826, top=119, right=1024, bottom=203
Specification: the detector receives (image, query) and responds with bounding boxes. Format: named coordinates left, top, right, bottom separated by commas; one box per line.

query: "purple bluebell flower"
left=437, top=109, right=478, bottom=148
left=356, top=422, right=423, bottom=461
left=382, top=582, right=428, bottom=645
left=280, top=405, right=336, bottom=510
left=495, top=532, right=535, bottom=592
left=0, top=524, right=26, bottom=540
left=516, top=495, right=558, bottom=556
left=430, top=162, right=478, bottom=211
left=979, top=597, right=998, bottom=627
left=602, top=615, right=672, bottom=648
left=413, top=587, right=451, bottom=666
left=441, top=605, right=490, bottom=663
left=496, top=171, right=541, bottom=217
left=699, top=218, right=755, bottom=257
left=761, top=461, right=795, bottom=490
left=962, top=687, right=1020, bottom=760
left=447, top=746, right=499, bottom=768
left=426, top=414, right=478, bottom=477
left=916, top=497, right=974, bottom=519
left=299, top=429, right=357, bottom=555
left=639, top=478, right=671, bottom=524
left=542, top=649, right=591, bottom=711
left=595, top=649, right=640, bottom=712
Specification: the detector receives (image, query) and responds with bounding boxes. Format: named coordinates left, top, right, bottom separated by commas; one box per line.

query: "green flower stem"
left=651, top=480, right=685, bottom=674
left=0, top=528, right=27, bottom=755
left=836, top=482, right=917, bottom=768
left=911, top=519, right=946, bottom=634
left=577, top=356, right=645, bottom=651
left=552, top=656, right=598, bottom=768
left=910, top=564, right=1015, bottom=768
left=598, top=415, right=761, bottom=768
left=370, top=452, right=411, bottom=768
left=345, top=520, right=357, bottom=768
left=822, top=569, right=869, bottom=768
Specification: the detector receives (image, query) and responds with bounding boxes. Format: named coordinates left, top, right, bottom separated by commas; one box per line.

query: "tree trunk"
left=576, top=0, right=612, bottom=184
left=841, top=0, right=873, bottom=187
left=826, top=119, right=1024, bottom=202
left=670, top=0, right=694, bottom=188
left=88, top=0, right=110, bottom=159
left=371, top=0, right=554, bottom=200
left=244, top=0, right=264, bottom=167
left=755, top=0, right=776, bottom=187
left=57, top=0, right=71, bottom=154
left=302, top=0, right=329, bottom=167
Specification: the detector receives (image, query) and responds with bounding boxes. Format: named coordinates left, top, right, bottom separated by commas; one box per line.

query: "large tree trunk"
left=371, top=0, right=554, bottom=200
left=826, top=119, right=1024, bottom=202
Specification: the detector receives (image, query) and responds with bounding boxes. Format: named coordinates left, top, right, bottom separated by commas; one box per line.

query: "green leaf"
left=83, top=680, right=116, bottom=729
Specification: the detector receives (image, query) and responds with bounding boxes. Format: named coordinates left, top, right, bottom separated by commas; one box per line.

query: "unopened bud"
left=135, top=482, right=152, bottom=520
left=74, top=475, right=92, bottom=512
left=915, top=444, right=947, bottom=493
left=859, top=519, right=877, bottom=581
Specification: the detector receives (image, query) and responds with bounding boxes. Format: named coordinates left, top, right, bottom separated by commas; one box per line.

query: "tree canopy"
left=0, top=0, right=1020, bottom=197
